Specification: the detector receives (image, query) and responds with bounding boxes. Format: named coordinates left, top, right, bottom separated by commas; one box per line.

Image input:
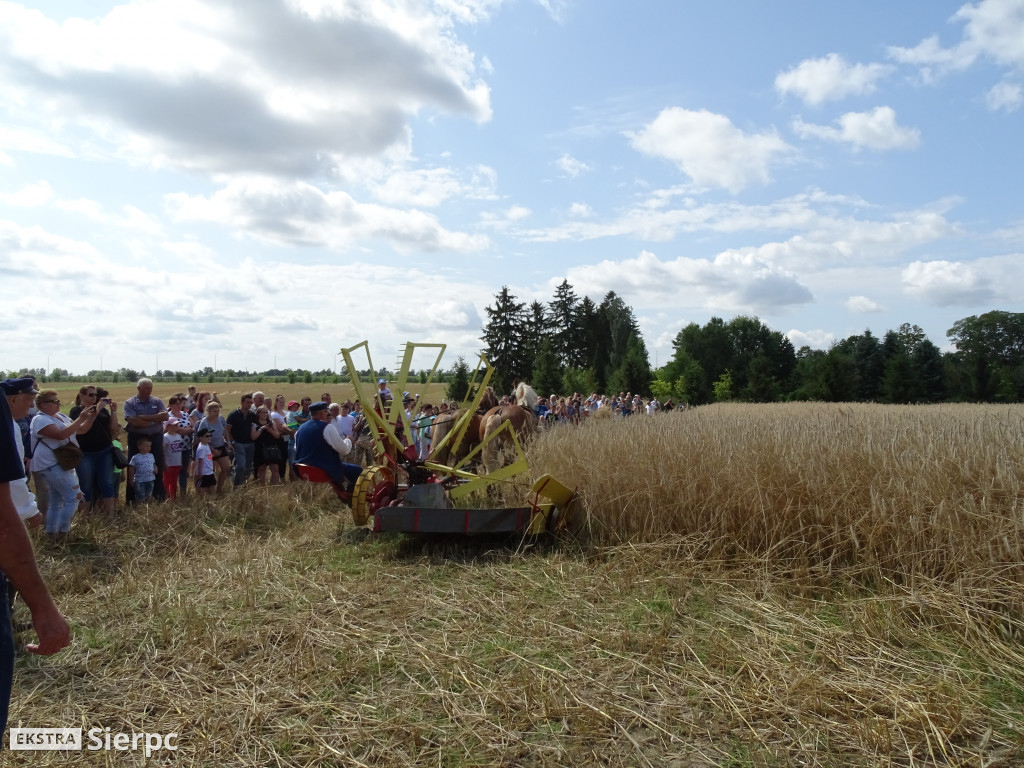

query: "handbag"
left=112, top=445, right=129, bottom=469
left=52, top=442, right=83, bottom=471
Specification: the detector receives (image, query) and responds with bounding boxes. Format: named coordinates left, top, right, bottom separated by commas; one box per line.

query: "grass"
left=6, top=403, right=1024, bottom=766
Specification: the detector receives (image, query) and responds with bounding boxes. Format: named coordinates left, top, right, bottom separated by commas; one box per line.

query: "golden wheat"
left=530, top=403, right=1024, bottom=586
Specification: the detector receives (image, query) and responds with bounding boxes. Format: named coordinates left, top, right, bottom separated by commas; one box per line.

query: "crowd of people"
left=1, top=377, right=381, bottom=539
left=3, top=373, right=682, bottom=541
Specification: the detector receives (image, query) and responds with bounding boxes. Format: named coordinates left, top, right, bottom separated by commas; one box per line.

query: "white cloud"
left=901, top=259, right=995, bottom=305
left=564, top=248, right=813, bottom=315
left=0, top=0, right=492, bottom=178
left=0, top=181, right=54, bottom=207
left=555, top=153, right=591, bottom=177
left=888, top=0, right=1024, bottom=80
left=986, top=78, right=1023, bottom=111
left=167, top=176, right=489, bottom=253
left=845, top=295, right=885, bottom=313
left=793, top=106, right=921, bottom=151
left=786, top=328, right=835, bottom=350
left=568, top=203, right=593, bottom=218
left=628, top=107, right=792, bottom=193
left=369, top=168, right=463, bottom=208
left=775, top=53, right=892, bottom=106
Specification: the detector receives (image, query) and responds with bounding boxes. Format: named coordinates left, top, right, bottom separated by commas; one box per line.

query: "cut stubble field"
left=8, top=402, right=1024, bottom=766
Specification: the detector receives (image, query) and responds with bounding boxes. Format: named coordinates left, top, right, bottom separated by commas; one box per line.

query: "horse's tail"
left=479, top=408, right=504, bottom=474
left=429, top=412, right=455, bottom=465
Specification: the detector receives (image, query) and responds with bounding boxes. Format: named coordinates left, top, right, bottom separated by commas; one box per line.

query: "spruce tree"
left=480, top=286, right=529, bottom=395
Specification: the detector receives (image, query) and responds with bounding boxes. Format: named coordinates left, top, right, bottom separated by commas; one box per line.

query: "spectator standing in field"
left=253, top=406, right=283, bottom=485
left=127, top=438, right=157, bottom=503
left=2, top=378, right=43, bottom=528
left=185, top=385, right=198, bottom=411
left=111, top=431, right=125, bottom=504
left=270, top=395, right=291, bottom=481
left=193, top=428, right=216, bottom=495
left=194, top=401, right=231, bottom=494
left=123, top=378, right=168, bottom=503
left=167, top=395, right=192, bottom=497
left=17, top=378, right=49, bottom=515
left=30, top=389, right=94, bottom=539
left=226, top=393, right=256, bottom=487
left=285, top=400, right=302, bottom=478
left=162, top=421, right=186, bottom=500
left=295, top=397, right=312, bottom=428
left=189, top=392, right=212, bottom=431
left=0, top=387, right=72, bottom=734
left=68, top=385, right=118, bottom=514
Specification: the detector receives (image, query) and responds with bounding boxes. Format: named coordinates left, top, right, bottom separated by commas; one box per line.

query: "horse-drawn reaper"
left=297, top=341, right=574, bottom=536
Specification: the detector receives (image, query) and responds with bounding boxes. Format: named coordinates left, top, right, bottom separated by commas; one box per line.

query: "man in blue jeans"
left=225, top=393, right=256, bottom=487
left=0, top=386, right=71, bottom=737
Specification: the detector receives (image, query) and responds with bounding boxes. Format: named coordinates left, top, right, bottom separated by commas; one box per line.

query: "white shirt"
left=10, top=418, right=38, bottom=521
left=29, top=412, right=76, bottom=473
left=322, top=421, right=353, bottom=458
left=334, top=413, right=355, bottom=438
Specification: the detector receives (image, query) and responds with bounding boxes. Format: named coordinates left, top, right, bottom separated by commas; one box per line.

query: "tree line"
left=479, top=283, right=1024, bottom=404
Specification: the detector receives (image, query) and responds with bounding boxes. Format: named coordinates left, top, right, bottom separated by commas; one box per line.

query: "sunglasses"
left=40, top=399, right=60, bottom=405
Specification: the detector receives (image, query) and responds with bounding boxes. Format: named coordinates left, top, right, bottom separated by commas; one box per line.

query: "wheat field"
left=7, top=402, right=1024, bottom=766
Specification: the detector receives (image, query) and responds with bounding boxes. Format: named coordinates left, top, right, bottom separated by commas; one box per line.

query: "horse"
left=478, top=382, right=540, bottom=472
left=428, top=386, right=499, bottom=467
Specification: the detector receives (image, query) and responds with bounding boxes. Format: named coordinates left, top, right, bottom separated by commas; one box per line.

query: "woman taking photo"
left=271, top=394, right=292, bottom=481
left=193, top=400, right=231, bottom=494
left=253, top=405, right=283, bottom=485
left=30, top=389, right=95, bottom=539
left=68, top=385, right=119, bottom=513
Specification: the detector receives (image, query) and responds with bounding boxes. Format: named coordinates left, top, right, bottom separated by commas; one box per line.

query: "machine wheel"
left=351, top=465, right=396, bottom=526
left=546, top=504, right=566, bottom=534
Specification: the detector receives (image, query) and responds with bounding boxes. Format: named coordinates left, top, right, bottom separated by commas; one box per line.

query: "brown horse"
left=428, top=386, right=499, bottom=466
left=478, top=382, right=540, bottom=472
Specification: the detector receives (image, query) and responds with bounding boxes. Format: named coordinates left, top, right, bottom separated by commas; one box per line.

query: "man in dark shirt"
left=225, top=393, right=255, bottom=487
left=0, top=387, right=71, bottom=733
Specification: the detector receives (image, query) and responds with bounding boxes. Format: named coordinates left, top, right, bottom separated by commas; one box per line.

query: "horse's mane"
left=514, top=382, right=539, bottom=409
left=478, top=386, right=498, bottom=412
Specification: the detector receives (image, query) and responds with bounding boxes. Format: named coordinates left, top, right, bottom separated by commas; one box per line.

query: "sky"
left=1, top=0, right=1022, bottom=376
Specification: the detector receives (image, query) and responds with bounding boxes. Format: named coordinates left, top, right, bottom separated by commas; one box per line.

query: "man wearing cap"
left=1, top=379, right=44, bottom=529
left=293, top=402, right=362, bottom=490
left=0, top=378, right=72, bottom=733
left=376, top=379, right=392, bottom=402
left=123, top=378, right=169, bottom=503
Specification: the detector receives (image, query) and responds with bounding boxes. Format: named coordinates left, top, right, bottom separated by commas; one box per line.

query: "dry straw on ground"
left=8, top=403, right=1024, bottom=766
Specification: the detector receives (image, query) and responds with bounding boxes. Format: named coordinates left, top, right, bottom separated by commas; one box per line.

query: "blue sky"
left=1, top=0, right=1022, bottom=375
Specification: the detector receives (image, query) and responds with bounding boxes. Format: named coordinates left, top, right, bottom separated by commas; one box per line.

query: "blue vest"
left=294, top=419, right=342, bottom=475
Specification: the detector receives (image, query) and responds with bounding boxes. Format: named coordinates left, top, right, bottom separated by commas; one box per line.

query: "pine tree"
left=523, top=301, right=551, bottom=369
left=548, top=279, right=580, bottom=368
left=531, top=338, right=563, bottom=399
left=445, top=356, right=471, bottom=403
left=480, top=286, right=529, bottom=395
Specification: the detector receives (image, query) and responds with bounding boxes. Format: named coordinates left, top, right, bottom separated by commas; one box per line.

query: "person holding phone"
left=69, top=385, right=118, bottom=514
left=29, top=390, right=94, bottom=539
